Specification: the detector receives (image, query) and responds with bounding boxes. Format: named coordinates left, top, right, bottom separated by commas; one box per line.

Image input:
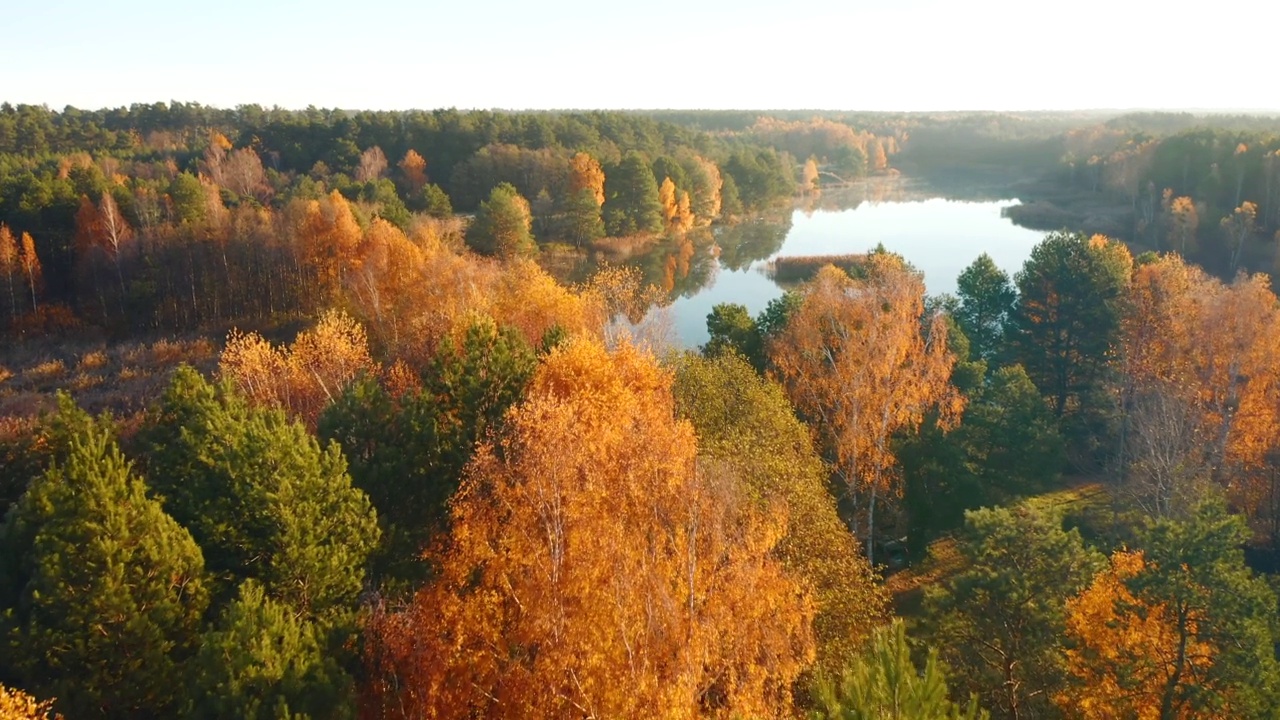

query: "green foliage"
left=1128, top=503, right=1280, bottom=717
left=924, top=505, right=1104, bottom=720
left=557, top=187, right=605, bottom=247
left=723, top=148, right=794, bottom=210
left=1012, top=231, right=1129, bottom=465
left=318, top=315, right=535, bottom=590
left=603, top=151, right=663, bottom=236
left=1, top=395, right=209, bottom=719
left=192, top=580, right=355, bottom=720
left=465, top=182, right=535, bottom=257
left=138, top=366, right=378, bottom=621
left=813, top=620, right=987, bottom=720
left=168, top=172, right=207, bottom=225
left=703, top=303, right=762, bottom=369
left=420, top=183, right=453, bottom=218
left=955, top=253, right=1016, bottom=364
left=672, top=352, right=886, bottom=672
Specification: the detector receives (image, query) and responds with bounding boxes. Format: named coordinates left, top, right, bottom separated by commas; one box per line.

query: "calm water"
left=643, top=186, right=1048, bottom=347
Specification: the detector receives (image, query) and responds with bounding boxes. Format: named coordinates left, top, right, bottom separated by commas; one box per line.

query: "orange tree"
left=362, top=337, right=815, bottom=719
left=769, top=252, right=962, bottom=562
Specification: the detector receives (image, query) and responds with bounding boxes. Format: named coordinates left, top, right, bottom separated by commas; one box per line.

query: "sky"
left=4, top=0, right=1278, bottom=112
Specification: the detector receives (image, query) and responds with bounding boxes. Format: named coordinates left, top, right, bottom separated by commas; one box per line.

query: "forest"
left=4, top=103, right=1280, bottom=719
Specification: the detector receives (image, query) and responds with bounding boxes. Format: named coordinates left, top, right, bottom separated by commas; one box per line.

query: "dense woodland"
left=5, top=104, right=1280, bottom=719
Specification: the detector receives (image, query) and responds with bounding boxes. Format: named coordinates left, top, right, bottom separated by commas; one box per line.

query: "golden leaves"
left=769, top=256, right=962, bottom=547
left=364, top=337, right=814, bottom=719
left=1057, top=550, right=1213, bottom=720
left=219, top=310, right=374, bottom=428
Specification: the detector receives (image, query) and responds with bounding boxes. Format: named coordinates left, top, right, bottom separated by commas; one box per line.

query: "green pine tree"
left=138, top=366, right=378, bottom=623
left=192, top=580, right=355, bottom=720
left=603, top=151, right=663, bottom=236
left=1, top=395, right=209, bottom=719
left=813, top=620, right=988, bottom=720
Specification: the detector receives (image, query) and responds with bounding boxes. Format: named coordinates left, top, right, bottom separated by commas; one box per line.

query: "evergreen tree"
left=556, top=187, right=605, bottom=247
left=420, top=183, right=453, bottom=218
left=703, top=302, right=763, bottom=369
left=813, top=621, right=988, bottom=720
left=138, top=366, right=378, bottom=622
left=1, top=396, right=209, bottom=719
left=465, top=182, right=535, bottom=257
left=1011, top=232, right=1130, bottom=464
left=318, top=316, right=535, bottom=589
left=955, top=253, right=1016, bottom=364
left=924, top=505, right=1104, bottom=719
left=602, top=151, right=662, bottom=236
left=192, top=580, right=355, bottom=720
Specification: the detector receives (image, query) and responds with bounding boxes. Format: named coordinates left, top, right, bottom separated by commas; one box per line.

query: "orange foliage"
left=568, top=151, right=605, bottom=206
left=397, top=149, right=428, bottom=194
left=769, top=255, right=962, bottom=555
left=291, top=190, right=364, bottom=304
left=363, top=338, right=814, bottom=719
left=219, top=309, right=375, bottom=427
left=1119, top=255, right=1280, bottom=512
left=1058, top=551, right=1212, bottom=720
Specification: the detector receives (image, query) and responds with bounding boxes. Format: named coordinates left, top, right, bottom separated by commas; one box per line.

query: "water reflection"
left=553, top=177, right=1048, bottom=348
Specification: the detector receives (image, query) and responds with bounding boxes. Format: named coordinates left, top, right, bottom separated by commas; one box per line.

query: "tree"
left=802, top=156, right=820, bottom=194
left=681, top=154, right=722, bottom=225
left=557, top=187, right=605, bottom=247
left=672, top=352, right=887, bottom=672
left=138, top=366, right=378, bottom=622
left=1, top=397, right=209, bottom=719
left=397, top=148, right=428, bottom=195
left=420, top=183, right=452, bottom=217
left=1058, top=504, right=1280, bottom=719
left=602, top=151, right=663, bottom=236
left=465, top=182, right=535, bottom=257
left=814, top=621, right=988, bottom=720
left=1115, top=255, right=1280, bottom=523
left=362, top=338, right=814, bottom=719
left=192, top=581, right=355, bottom=720
left=0, top=683, right=59, bottom=720
left=1221, top=201, right=1258, bottom=272
left=703, top=302, right=762, bottom=368
left=0, top=224, right=17, bottom=323
left=955, top=254, right=1016, bottom=364
left=356, top=146, right=388, bottom=183
left=219, top=309, right=376, bottom=428
left=769, top=256, right=962, bottom=561
left=567, top=151, right=605, bottom=205
left=924, top=505, right=1105, bottom=720
left=319, top=315, right=536, bottom=588
left=1012, top=232, right=1130, bottom=467
left=1162, top=191, right=1198, bottom=255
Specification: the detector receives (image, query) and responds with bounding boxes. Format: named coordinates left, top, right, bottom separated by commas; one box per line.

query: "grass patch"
left=889, top=478, right=1114, bottom=620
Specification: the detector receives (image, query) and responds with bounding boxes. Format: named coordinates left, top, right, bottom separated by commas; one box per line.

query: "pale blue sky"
left=4, top=0, right=1276, bottom=111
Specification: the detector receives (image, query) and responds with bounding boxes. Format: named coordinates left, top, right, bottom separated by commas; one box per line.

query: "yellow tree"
left=802, top=156, right=820, bottom=194
left=397, top=149, right=428, bottom=194
left=0, top=223, right=16, bottom=322
left=219, top=309, right=375, bottom=428
left=17, top=231, right=40, bottom=313
left=1221, top=201, right=1258, bottom=271
left=658, top=176, right=680, bottom=231
left=568, top=151, right=606, bottom=206
left=1166, top=194, right=1198, bottom=255
left=769, top=254, right=963, bottom=562
left=291, top=190, right=364, bottom=306
left=363, top=338, right=815, bottom=720
left=1116, top=255, right=1280, bottom=522
left=1057, top=550, right=1210, bottom=720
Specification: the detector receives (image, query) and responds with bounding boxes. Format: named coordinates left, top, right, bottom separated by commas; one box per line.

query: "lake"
left=632, top=181, right=1048, bottom=347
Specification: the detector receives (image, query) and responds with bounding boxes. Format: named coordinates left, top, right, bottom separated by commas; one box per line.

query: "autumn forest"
left=5, top=104, right=1280, bottom=719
